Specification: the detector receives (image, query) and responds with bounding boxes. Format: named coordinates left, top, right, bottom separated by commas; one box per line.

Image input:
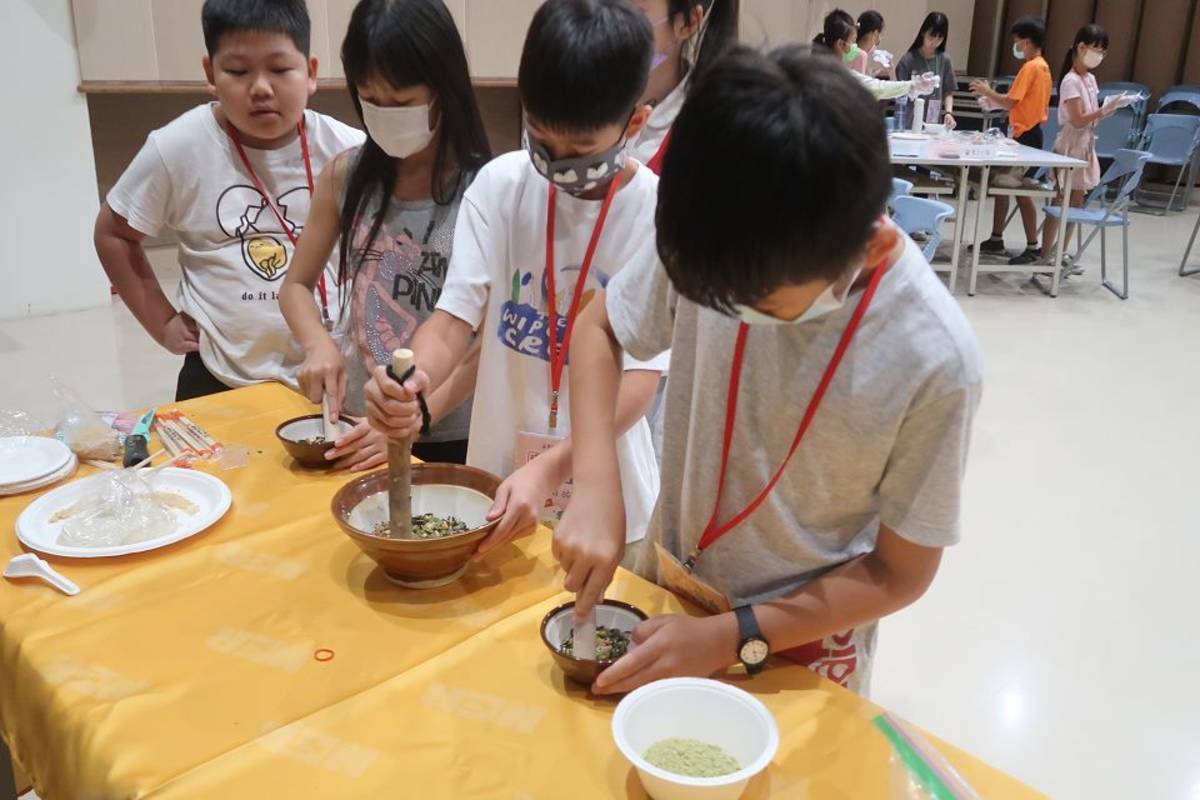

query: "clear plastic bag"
left=57, top=470, right=175, bottom=547
left=51, top=377, right=121, bottom=461
left=0, top=409, right=54, bottom=438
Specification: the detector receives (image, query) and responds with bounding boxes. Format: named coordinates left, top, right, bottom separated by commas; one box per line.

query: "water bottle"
left=894, top=96, right=909, bottom=132
left=926, top=98, right=942, bottom=125
left=911, top=98, right=925, bottom=132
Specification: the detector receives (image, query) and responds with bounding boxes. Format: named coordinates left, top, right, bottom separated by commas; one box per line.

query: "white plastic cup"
left=612, top=678, right=779, bottom=800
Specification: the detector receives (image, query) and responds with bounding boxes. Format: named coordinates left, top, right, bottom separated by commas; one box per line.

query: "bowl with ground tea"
left=539, top=600, right=647, bottom=685
left=331, top=463, right=502, bottom=588
left=612, top=677, right=778, bottom=800
left=275, top=414, right=355, bottom=469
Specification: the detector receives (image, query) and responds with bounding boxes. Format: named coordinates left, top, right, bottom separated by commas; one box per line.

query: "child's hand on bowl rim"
left=326, top=419, right=387, bottom=472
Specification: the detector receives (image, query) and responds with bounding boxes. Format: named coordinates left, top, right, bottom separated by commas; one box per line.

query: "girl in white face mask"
left=279, top=0, right=492, bottom=470
left=1033, top=24, right=1119, bottom=266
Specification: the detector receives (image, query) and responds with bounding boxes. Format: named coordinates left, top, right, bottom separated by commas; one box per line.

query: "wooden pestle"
left=388, top=349, right=415, bottom=538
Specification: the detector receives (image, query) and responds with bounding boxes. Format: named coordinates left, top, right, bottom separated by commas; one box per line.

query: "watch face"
left=740, top=638, right=769, bottom=665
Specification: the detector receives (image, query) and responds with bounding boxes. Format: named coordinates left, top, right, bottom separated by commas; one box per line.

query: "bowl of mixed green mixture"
left=331, top=463, right=502, bottom=588
left=540, top=599, right=648, bottom=685
left=275, top=414, right=355, bottom=469
left=612, top=677, right=778, bottom=800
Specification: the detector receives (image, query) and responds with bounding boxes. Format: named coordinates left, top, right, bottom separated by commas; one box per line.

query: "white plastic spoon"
left=4, top=553, right=79, bottom=596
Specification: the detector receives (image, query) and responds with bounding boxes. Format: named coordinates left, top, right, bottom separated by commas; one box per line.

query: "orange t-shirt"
left=1008, top=55, right=1052, bottom=137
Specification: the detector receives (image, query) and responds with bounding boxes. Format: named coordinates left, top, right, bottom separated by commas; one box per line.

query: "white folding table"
left=891, top=135, right=1086, bottom=296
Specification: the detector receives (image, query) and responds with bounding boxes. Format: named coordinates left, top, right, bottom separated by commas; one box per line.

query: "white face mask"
left=734, top=266, right=863, bottom=326
left=1082, top=49, right=1104, bottom=69
left=1012, top=43, right=1026, bottom=60
left=361, top=99, right=436, bottom=159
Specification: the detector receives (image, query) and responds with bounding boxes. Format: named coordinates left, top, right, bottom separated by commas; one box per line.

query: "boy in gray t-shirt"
left=556, top=47, right=982, bottom=696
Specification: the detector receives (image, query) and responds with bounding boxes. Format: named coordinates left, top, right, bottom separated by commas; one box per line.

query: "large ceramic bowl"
left=331, top=463, right=501, bottom=588
left=276, top=414, right=355, bottom=469
left=540, top=600, right=648, bottom=685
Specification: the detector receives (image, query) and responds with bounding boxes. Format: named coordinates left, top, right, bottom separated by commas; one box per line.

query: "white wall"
left=0, top=0, right=109, bottom=321
left=741, top=0, right=974, bottom=71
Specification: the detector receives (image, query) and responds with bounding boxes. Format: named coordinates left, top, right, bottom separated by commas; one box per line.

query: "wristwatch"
left=734, top=605, right=770, bottom=675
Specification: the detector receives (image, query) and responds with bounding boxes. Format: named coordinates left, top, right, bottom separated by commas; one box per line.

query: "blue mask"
left=523, top=127, right=629, bottom=196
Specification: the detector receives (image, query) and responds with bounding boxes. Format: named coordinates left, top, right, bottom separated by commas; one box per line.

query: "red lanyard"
left=646, top=127, right=672, bottom=175
left=685, top=260, right=890, bottom=570
left=225, top=117, right=329, bottom=324
left=544, top=176, right=622, bottom=429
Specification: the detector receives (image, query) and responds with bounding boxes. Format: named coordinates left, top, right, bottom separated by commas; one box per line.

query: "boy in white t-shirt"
left=95, top=0, right=363, bottom=400
left=557, top=47, right=982, bottom=696
left=364, top=0, right=667, bottom=554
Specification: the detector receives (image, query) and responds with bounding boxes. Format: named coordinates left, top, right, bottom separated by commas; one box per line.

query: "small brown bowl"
left=540, top=600, right=648, bottom=685
left=331, top=463, right=502, bottom=588
left=276, top=414, right=356, bottom=469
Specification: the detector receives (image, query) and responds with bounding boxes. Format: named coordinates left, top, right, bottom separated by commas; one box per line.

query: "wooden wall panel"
left=1131, top=0, right=1192, bottom=93
left=968, top=0, right=1005, bottom=75
left=1093, top=0, right=1142, bottom=84
left=465, top=0, right=541, bottom=80
left=1043, top=0, right=1093, bottom=83
left=1183, top=0, right=1200, bottom=84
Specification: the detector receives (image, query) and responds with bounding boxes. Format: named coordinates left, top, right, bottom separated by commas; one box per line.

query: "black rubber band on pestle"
left=385, top=364, right=432, bottom=437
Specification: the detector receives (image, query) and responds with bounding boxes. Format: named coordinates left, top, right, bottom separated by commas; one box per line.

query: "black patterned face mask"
left=523, top=127, right=629, bottom=196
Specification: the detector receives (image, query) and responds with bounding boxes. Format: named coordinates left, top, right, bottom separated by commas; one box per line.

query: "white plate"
left=15, top=468, right=232, bottom=558
left=0, top=454, right=78, bottom=496
left=0, top=437, right=72, bottom=486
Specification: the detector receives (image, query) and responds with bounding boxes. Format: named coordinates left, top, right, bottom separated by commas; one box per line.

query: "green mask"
left=843, top=43, right=861, bottom=64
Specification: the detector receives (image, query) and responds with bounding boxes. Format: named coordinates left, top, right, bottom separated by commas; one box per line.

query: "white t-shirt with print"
left=107, top=103, right=364, bottom=389
left=437, top=151, right=669, bottom=543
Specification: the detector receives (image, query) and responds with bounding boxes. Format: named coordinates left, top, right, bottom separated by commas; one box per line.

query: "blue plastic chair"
left=1098, top=83, right=1150, bottom=159
left=1135, top=113, right=1200, bottom=212
left=889, top=177, right=913, bottom=212
left=892, top=195, right=955, bottom=263
left=1044, top=149, right=1152, bottom=299
left=1156, top=85, right=1200, bottom=115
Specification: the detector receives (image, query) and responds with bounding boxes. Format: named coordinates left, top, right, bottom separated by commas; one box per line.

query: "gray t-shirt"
left=607, top=236, right=982, bottom=607
left=336, top=161, right=472, bottom=442
left=896, top=50, right=956, bottom=104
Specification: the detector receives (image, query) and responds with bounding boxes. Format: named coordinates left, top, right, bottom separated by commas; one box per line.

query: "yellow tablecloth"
left=0, top=384, right=1045, bottom=799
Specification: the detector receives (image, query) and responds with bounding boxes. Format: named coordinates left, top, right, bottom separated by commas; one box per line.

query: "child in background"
left=279, top=0, right=491, bottom=470
left=897, top=12, right=956, bottom=129
left=970, top=15, right=1053, bottom=265
left=814, top=10, right=935, bottom=101
left=1035, top=25, right=1124, bottom=267
left=96, top=0, right=363, bottom=401
left=363, top=0, right=668, bottom=557
left=556, top=46, right=981, bottom=696
left=848, top=11, right=895, bottom=79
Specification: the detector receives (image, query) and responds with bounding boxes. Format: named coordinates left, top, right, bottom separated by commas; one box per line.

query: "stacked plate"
left=0, top=436, right=78, bottom=496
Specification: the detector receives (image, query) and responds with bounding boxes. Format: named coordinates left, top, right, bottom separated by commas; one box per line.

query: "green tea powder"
left=643, top=738, right=740, bottom=778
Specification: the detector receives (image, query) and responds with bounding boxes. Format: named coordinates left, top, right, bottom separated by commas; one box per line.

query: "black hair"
left=201, top=0, right=310, bottom=57
left=338, top=0, right=491, bottom=292
left=857, top=10, right=885, bottom=40
left=812, top=9, right=855, bottom=50
left=908, top=12, right=948, bottom=55
left=1011, top=14, right=1046, bottom=50
left=1061, top=23, right=1108, bottom=81
left=519, top=0, right=653, bottom=133
left=667, top=0, right=740, bottom=74
left=656, top=45, right=890, bottom=312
